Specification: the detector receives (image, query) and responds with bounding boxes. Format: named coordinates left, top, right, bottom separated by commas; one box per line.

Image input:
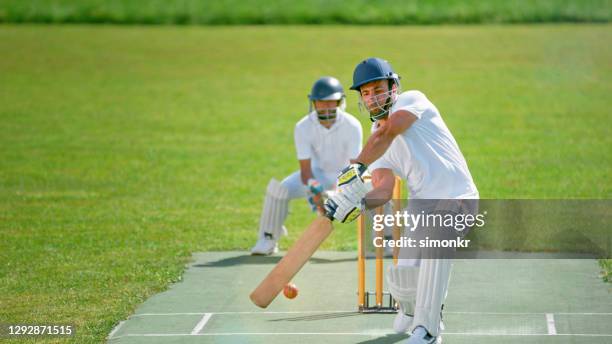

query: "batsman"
left=251, top=76, right=363, bottom=255
left=325, top=58, right=479, bottom=344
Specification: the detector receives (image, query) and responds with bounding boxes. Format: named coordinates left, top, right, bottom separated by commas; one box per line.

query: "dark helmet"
left=350, top=58, right=401, bottom=122
left=350, top=57, right=400, bottom=91
left=309, top=76, right=345, bottom=101
left=308, top=76, right=346, bottom=121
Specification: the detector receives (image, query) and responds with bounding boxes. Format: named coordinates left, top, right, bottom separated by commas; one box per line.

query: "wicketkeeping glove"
left=307, top=178, right=324, bottom=196
left=306, top=179, right=325, bottom=214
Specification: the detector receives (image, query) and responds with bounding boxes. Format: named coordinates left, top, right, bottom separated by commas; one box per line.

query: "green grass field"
left=0, top=24, right=610, bottom=343
left=0, top=0, right=611, bottom=25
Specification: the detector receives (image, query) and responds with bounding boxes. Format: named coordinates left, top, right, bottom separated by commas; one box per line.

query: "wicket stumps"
left=357, top=176, right=402, bottom=313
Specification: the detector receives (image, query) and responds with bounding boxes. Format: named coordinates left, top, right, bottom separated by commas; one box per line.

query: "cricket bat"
left=249, top=215, right=333, bottom=308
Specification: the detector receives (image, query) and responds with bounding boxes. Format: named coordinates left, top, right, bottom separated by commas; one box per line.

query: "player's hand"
left=336, top=162, right=369, bottom=198
left=324, top=191, right=363, bottom=223
left=306, top=179, right=325, bottom=214
left=337, top=162, right=367, bottom=189
left=326, top=163, right=370, bottom=222
left=308, top=194, right=325, bottom=214
left=307, top=178, right=323, bottom=196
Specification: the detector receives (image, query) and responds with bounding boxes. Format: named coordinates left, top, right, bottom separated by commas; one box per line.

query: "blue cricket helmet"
left=350, top=57, right=400, bottom=91
left=308, top=76, right=345, bottom=101
left=308, top=76, right=346, bottom=121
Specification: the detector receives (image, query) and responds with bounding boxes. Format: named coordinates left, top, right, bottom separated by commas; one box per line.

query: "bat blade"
left=249, top=216, right=333, bottom=308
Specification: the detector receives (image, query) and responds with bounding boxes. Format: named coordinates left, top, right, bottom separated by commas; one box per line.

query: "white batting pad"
left=411, top=259, right=452, bottom=337
left=386, top=265, right=420, bottom=315
left=257, top=179, right=290, bottom=240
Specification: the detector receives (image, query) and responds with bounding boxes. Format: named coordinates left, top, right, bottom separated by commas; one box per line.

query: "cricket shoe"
left=404, top=326, right=442, bottom=344
left=250, top=227, right=287, bottom=255
left=394, top=306, right=444, bottom=334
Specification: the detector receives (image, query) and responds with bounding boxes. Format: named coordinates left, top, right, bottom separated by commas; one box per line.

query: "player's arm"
left=355, top=110, right=417, bottom=165
left=294, top=122, right=315, bottom=186
left=299, top=159, right=325, bottom=213
left=364, top=168, right=395, bottom=209
left=298, top=159, right=314, bottom=185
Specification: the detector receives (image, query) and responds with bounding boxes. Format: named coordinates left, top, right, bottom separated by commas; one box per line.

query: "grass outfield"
left=0, top=24, right=610, bottom=342
left=0, top=0, right=611, bottom=25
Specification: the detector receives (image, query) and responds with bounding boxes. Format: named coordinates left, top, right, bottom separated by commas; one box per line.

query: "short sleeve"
left=393, top=91, right=430, bottom=119
left=294, top=123, right=311, bottom=160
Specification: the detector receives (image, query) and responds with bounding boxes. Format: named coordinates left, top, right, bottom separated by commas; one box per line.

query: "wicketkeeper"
left=251, top=76, right=363, bottom=255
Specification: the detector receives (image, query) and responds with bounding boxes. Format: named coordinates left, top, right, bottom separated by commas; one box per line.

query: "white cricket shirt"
left=294, top=110, right=363, bottom=174
left=369, top=91, right=478, bottom=199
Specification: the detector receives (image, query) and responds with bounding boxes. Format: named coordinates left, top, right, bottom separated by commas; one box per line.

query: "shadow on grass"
left=193, top=254, right=356, bottom=267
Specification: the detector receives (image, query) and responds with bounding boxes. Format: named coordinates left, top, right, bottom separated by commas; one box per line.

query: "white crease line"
left=450, top=311, right=612, bottom=316
left=191, top=313, right=213, bottom=335
left=131, top=311, right=612, bottom=317
left=546, top=313, right=557, bottom=335
left=555, top=312, right=612, bottom=315
left=110, top=332, right=612, bottom=339
left=107, top=320, right=125, bottom=339
left=132, top=310, right=356, bottom=317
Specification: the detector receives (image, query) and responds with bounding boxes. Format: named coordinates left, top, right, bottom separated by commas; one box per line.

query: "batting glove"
left=324, top=191, right=364, bottom=223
